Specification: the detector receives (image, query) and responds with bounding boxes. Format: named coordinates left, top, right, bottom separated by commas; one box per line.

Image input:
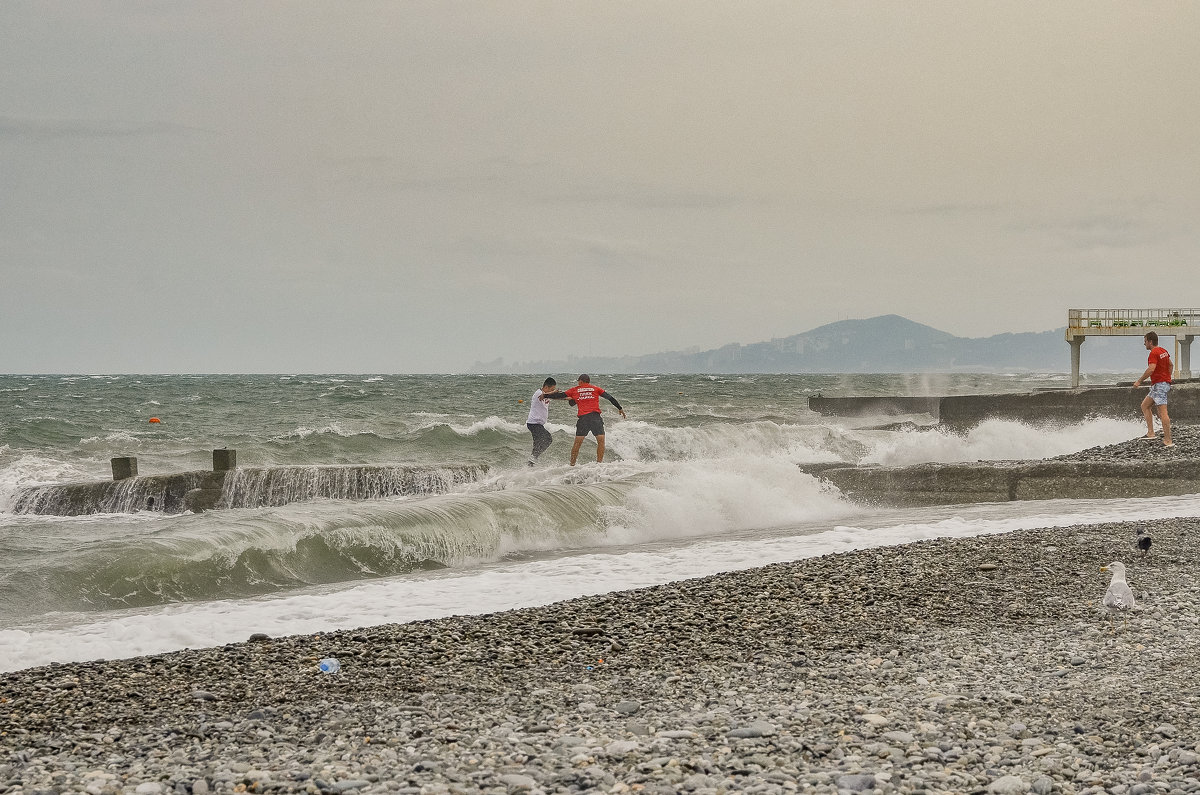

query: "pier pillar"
left=1182, top=336, right=1194, bottom=380
left=111, top=457, right=138, bottom=481
left=213, top=449, right=237, bottom=472
left=1068, top=337, right=1084, bottom=388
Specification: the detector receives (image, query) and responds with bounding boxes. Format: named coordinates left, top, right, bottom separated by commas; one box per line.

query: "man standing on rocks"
left=1134, top=331, right=1174, bottom=447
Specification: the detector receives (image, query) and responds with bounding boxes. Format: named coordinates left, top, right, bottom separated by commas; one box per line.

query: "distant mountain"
left=475, top=314, right=1149, bottom=374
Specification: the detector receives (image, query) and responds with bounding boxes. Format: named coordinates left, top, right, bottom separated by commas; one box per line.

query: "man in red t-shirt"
left=543, top=374, right=626, bottom=465
left=1133, top=331, right=1173, bottom=447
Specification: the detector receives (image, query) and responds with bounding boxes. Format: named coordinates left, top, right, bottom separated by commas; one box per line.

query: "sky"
left=2, top=2, right=1199, bottom=373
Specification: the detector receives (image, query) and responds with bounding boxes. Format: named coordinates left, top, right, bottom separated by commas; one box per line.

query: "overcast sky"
left=2, top=2, right=1198, bottom=373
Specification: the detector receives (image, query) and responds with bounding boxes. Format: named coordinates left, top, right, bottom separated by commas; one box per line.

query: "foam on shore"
left=4, top=492, right=1200, bottom=673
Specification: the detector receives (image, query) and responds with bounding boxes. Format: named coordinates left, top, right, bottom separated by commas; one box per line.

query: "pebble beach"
left=4, top=432, right=1200, bottom=795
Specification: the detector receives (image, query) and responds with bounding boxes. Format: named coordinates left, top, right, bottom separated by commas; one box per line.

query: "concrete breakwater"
left=808, top=425, right=1200, bottom=508
left=811, top=380, right=1199, bottom=428
left=810, top=458, right=1200, bottom=507
left=11, top=462, right=489, bottom=516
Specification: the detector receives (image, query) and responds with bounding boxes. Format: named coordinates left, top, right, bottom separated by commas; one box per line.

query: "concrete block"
left=111, top=457, right=138, bottom=481
left=213, top=449, right=237, bottom=472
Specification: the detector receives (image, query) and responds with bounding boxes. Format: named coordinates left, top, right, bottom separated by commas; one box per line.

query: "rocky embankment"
left=3, top=514, right=1200, bottom=794
left=1051, top=424, right=1198, bottom=464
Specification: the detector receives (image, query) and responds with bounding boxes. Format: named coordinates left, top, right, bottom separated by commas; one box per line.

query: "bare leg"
left=569, top=436, right=585, bottom=466
left=596, top=434, right=605, bottom=463
left=1141, top=394, right=1156, bottom=437
left=1159, top=404, right=1172, bottom=445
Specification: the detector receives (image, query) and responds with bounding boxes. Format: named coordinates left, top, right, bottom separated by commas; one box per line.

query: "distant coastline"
left=473, top=314, right=1146, bottom=375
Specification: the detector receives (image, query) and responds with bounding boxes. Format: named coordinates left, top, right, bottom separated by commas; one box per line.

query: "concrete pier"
left=1065, top=308, right=1200, bottom=387
left=809, top=381, right=1199, bottom=429
left=938, top=382, right=1199, bottom=429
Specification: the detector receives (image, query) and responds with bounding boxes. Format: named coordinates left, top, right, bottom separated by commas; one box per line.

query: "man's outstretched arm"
left=600, top=391, right=626, bottom=416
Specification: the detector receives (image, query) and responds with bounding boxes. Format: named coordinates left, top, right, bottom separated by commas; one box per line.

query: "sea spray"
left=6, top=492, right=1200, bottom=672
left=860, top=416, right=1144, bottom=467
left=598, top=455, right=855, bottom=545
left=0, top=479, right=637, bottom=616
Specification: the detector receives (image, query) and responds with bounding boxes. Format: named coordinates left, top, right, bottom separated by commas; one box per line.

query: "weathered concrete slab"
left=808, top=395, right=941, bottom=418
left=808, top=463, right=1015, bottom=506
left=1012, top=460, right=1200, bottom=500
left=11, top=471, right=218, bottom=515
left=12, top=464, right=489, bottom=516
left=810, top=459, right=1200, bottom=507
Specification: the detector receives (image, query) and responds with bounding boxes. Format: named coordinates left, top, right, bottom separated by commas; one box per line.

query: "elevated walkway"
left=1067, top=308, right=1198, bottom=387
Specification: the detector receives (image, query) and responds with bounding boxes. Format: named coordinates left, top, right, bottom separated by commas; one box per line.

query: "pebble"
left=726, top=721, right=775, bottom=739
left=989, top=775, right=1028, bottom=794
left=4, top=477, right=1200, bottom=794
left=835, top=773, right=876, bottom=791
left=497, top=774, right=536, bottom=790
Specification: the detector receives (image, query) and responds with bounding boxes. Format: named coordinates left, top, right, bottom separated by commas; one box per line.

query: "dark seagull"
left=1137, top=529, right=1152, bottom=556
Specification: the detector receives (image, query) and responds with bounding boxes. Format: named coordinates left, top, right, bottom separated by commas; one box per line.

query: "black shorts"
left=575, top=412, right=605, bottom=438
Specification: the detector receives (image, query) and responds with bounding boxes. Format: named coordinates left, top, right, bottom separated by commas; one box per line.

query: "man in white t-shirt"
left=526, top=377, right=559, bottom=466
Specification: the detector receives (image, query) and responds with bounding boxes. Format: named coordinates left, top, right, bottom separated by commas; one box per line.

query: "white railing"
left=1068, top=309, right=1200, bottom=329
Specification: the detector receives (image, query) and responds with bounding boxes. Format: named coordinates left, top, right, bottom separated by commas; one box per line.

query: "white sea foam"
left=5, top=493, right=1199, bottom=672
left=474, top=453, right=858, bottom=548
left=605, top=416, right=1140, bottom=468
left=79, top=431, right=142, bottom=446
left=860, top=417, right=1143, bottom=466
left=447, top=416, right=526, bottom=436
left=275, top=423, right=370, bottom=440
left=598, top=455, right=856, bottom=544
left=0, top=455, right=98, bottom=510
left=605, top=420, right=854, bottom=464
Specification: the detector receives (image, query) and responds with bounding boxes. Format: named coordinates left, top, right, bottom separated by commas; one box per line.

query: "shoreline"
left=4, top=513, right=1200, bottom=793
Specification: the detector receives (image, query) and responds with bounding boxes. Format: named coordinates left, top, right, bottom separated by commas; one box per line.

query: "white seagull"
left=1100, top=562, right=1136, bottom=630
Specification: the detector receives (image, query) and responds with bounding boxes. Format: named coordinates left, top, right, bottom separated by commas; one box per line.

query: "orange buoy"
left=518, top=399, right=524, bottom=403
left=149, top=417, right=162, bottom=424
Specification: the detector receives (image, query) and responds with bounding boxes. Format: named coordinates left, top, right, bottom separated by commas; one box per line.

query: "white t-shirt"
left=527, top=388, right=550, bottom=424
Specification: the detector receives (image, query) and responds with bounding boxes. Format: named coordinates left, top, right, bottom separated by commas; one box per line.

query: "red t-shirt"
left=564, top=384, right=605, bottom=416
left=1148, top=346, right=1172, bottom=383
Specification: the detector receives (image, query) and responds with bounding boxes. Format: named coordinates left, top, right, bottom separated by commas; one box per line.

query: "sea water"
left=2, top=371, right=1187, bottom=673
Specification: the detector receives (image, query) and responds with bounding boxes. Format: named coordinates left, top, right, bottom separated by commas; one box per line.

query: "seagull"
left=1100, top=562, right=1136, bottom=631
left=1137, top=529, right=1152, bottom=556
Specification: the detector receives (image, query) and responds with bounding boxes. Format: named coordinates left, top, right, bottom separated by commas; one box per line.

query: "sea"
left=2, top=372, right=1195, bottom=674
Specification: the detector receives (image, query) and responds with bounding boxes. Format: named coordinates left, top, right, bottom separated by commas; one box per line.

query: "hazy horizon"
left=4, top=3, right=1198, bottom=373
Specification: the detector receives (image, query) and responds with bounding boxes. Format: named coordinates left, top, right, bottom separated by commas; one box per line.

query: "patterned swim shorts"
left=1149, top=381, right=1171, bottom=406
